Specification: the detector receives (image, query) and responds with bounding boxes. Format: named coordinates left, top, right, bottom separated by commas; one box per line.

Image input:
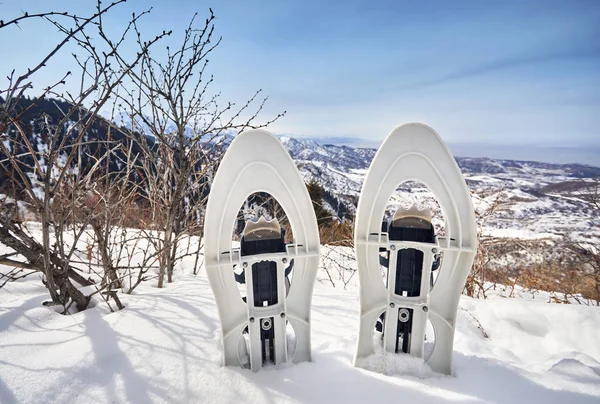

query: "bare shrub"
left=319, top=221, right=356, bottom=288
left=0, top=1, right=168, bottom=312
left=464, top=189, right=509, bottom=298
left=116, top=10, right=284, bottom=287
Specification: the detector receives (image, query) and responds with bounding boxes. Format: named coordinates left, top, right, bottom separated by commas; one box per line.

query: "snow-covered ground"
left=1, top=261, right=599, bottom=404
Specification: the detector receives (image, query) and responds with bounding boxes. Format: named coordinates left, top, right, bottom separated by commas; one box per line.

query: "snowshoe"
left=353, top=123, right=477, bottom=375
left=204, top=130, right=320, bottom=371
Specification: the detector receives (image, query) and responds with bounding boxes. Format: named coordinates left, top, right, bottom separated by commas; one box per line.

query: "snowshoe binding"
left=234, top=217, right=295, bottom=366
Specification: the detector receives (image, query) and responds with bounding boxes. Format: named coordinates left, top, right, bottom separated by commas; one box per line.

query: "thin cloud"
left=393, top=42, right=600, bottom=92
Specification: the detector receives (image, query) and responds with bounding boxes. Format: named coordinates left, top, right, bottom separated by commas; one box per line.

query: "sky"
left=1, top=0, right=599, bottom=162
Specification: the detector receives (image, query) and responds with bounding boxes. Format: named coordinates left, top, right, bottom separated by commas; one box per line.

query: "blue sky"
left=1, top=0, right=599, bottom=151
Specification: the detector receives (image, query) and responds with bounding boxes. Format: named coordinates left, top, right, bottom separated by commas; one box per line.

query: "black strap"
left=285, top=259, right=294, bottom=277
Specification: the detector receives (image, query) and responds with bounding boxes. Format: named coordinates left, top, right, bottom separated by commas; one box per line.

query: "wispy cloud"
left=391, top=41, right=600, bottom=93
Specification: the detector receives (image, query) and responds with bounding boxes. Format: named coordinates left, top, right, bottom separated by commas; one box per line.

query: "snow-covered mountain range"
left=2, top=94, right=597, bottom=243
left=278, top=136, right=600, bottom=242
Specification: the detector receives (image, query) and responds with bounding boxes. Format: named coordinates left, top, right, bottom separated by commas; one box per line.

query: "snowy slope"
left=1, top=264, right=599, bottom=404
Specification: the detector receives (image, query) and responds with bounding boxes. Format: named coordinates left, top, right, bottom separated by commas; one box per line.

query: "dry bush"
left=463, top=233, right=598, bottom=305
left=464, top=189, right=510, bottom=298
left=497, top=239, right=597, bottom=305
left=116, top=10, right=284, bottom=287
left=1, top=4, right=283, bottom=314
left=0, top=1, right=169, bottom=312
left=319, top=221, right=356, bottom=288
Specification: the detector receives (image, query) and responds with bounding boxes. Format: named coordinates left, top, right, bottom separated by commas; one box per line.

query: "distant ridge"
left=288, top=135, right=599, bottom=167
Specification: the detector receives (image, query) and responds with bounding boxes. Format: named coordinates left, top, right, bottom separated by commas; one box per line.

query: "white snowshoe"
left=353, top=123, right=477, bottom=375
left=204, top=129, right=320, bottom=371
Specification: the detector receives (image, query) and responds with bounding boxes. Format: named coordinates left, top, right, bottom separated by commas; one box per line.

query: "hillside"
left=0, top=97, right=154, bottom=191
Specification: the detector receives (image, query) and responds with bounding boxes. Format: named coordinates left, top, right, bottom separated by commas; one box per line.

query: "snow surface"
left=1, top=262, right=600, bottom=404
left=483, top=228, right=560, bottom=240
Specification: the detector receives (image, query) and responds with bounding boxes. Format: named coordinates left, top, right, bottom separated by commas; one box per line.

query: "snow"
left=483, top=227, right=560, bottom=240
left=1, top=260, right=600, bottom=403
left=465, top=175, right=503, bottom=183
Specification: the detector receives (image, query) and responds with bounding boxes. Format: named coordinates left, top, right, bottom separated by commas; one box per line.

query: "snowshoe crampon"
left=353, top=123, right=477, bottom=375
left=205, top=130, right=320, bottom=371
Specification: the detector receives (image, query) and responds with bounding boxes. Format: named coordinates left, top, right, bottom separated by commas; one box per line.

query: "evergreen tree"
left=306, top=179, right=331, bottom=228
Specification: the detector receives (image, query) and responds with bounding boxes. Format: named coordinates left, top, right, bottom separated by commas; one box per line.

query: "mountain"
left=276, top=136, right=600, bottom=242
left=0, top=97, right=155, bottom=194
